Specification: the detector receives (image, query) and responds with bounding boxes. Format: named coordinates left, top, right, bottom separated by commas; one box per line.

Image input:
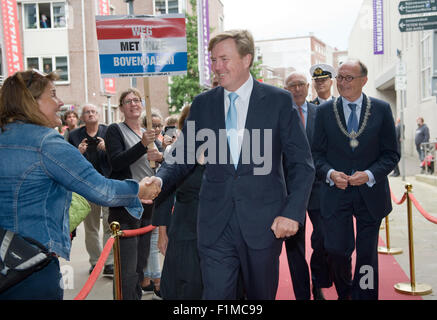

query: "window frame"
left=22, top=1, right=67, bottom=31
left=25, top=55, right=70, bottom=84
left=420, top=31, right=432, bottom=101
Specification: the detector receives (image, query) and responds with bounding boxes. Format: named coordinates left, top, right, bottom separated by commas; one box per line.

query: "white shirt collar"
left=224, top=74, right=253, bottom=103
left=341, top=94, right=363, bottom=109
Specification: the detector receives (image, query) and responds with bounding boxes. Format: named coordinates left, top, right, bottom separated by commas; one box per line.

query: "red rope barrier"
left=390, top=189, right=407, bottom=205
left=73, top=224, right=155, bottom=300
left=74, top=237, right=115, bottom=300
left=121, top=225, right=156, bottom=238
left=408, top=193, right=437, bottom=225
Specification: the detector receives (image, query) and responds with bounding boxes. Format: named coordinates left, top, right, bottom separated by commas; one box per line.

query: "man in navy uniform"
left=312, top=59, right=399, bottom=299
left=310, top=63, right=336, bottom=106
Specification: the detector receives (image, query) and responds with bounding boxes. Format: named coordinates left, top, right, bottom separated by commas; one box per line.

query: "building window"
left=26, top=56, right=69, bottom=82
left=154, top=0, right=179, bottom=14
left=23, top=2, right=67, bottom=30
left=420, top=32, right=432, bottom=99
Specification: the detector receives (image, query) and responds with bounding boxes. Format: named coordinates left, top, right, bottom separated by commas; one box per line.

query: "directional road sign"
left=399, top=0, right=437, bottom=15
left=399, top=15, right=437, bottom=32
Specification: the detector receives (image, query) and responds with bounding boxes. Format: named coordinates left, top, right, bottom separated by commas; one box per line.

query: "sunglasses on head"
left=26, top=69, right=47, bottom=88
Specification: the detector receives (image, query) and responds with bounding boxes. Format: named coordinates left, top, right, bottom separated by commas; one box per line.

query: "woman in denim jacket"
left=0, top=70, right=159, bottom=300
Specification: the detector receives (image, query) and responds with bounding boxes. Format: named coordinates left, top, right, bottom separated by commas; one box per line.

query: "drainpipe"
left=81, top=0, right=88, bottom=103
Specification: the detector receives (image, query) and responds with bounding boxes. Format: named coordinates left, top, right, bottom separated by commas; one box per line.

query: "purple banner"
left=197, top=0, right=211, bottom=87
left=373, top=0, right=384, bottom=55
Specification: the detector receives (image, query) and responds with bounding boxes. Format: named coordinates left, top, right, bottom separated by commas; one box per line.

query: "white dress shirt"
left=224, top=74, right=254, bottom=158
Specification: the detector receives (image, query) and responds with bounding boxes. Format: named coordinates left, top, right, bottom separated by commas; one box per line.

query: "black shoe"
left=390, top=172, right=400, bottom=177
left=152, top=287, right=162, bottom=300
left=312, top=287, right=326, bottom=300
left=89, top=264, right=96, bottom=274
left=141, top=281, right=154, bottom=294
left=103, top=264, right=114, bottom=276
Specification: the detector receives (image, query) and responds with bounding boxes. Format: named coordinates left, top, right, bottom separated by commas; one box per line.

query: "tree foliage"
left=168, top=0, right=201, bottom=114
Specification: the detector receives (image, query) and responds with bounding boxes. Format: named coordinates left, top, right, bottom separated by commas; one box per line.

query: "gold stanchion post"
left=394, top=184, right=432, bottom=295
left=110, top=222, right=123, bottom=300
left=378, top=215, right=403, bottom=255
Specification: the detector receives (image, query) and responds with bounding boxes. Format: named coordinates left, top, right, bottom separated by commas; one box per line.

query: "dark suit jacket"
left=303, top=102, right=321, bottom=211
left=310, top=96, right=334, bottom=106
left=157, top=79, right=315, bottom=250
left=312, top=94, right=400, bottom=221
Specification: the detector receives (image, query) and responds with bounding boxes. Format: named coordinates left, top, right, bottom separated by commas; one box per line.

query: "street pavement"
left=60, top=154, right=437, bottom=300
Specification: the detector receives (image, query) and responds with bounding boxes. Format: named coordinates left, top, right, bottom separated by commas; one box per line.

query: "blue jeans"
left=144, top=228, right=161, bottom=279
left=0, top=258, right=63, bottom=300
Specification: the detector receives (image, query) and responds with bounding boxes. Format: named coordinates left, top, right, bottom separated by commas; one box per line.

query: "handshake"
left=138, top=176, right=162, bottom=204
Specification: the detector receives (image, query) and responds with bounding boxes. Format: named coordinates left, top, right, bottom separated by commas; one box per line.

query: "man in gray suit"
left=284, top=72, right=332, bottom=300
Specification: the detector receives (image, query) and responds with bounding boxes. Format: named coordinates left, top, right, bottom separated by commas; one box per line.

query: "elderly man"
left=312, top=60, right=399, bottom=300
left=284, top=72, right=331, bottom=300
left=68, top=104, right=113, bottom=276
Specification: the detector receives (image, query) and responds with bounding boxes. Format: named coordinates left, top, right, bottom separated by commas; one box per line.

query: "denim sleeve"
left=40, top=132, right=143, bottom=219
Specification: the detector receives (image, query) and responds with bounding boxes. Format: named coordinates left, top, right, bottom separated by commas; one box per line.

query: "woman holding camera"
left=104, top=88, right=163, bottom=300
left=0, top=70, right=156, bottom=300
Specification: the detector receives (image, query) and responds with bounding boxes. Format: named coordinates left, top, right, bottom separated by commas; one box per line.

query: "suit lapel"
left=358, top=94, right=368, bottom=129
left=236, top=79, right=265, bottom=172
left=336, top=97, right=347, bottom=129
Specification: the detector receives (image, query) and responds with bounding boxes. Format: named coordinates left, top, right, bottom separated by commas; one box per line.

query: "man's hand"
left=96, top=137, right=106, bottom=151
left=138, top=176, right=161, bottom=204
left=141, top=129, right=156, bottom=147
left=348, top=171, right=369, bottom=186
left=158, top=226, right=168, bottom=255
left=271, top=216, right=299, bottom=239
left=78, top=138, right=88, bottom=154
left=330, top=170, right=349, bottom=190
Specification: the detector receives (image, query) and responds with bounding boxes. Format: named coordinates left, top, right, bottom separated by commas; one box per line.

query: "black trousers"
left=284, top=219, right=310, bottom=300
left=198, top=211, right=283, bottom=300
left=322, top=187, right=382, bottom=300
left=108, top=204, right=153, bottom=300
left=307, top=208, right=332, bottom=289
left=285, top=208, right=332, bottom=300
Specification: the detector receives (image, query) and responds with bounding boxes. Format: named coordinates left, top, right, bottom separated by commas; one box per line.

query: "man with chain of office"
left=310, top=63, right=336, bottom=106
left=312, top=59, right=399, bottom=300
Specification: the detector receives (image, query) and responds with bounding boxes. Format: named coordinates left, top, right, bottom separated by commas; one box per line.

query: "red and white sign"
left=1, top=0, right=23, bottom=75
left=96, top=15, right=187, bottom=78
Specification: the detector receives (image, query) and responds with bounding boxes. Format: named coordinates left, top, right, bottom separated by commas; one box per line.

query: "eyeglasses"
left=123, top=98, right=141, bottom=105
left=286, top=83, right=307, bottom=90
left=335, top=75, right=364, bottom=82
left=152, top=124, right=163, bottom=129
left=26, top=69, right=46, bottom=88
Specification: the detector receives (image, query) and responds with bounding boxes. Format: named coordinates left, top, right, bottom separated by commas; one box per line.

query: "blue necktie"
left=226, top=92, right=239, bottom=169
left=347, top=103, right=358, bottom=133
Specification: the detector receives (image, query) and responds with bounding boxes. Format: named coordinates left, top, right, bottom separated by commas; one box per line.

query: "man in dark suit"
left=146, top=30, right=315, bottom=300
left=310, top=63, right=336, bottom=106
left=284, top=72, right=332, bottom=300
left=391, top=118, right=402, bottom=177
left=312, top=60, right=400, bottom=300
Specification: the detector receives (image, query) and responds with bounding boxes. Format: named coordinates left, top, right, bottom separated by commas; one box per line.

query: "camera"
left=86, top=137, right=100, bottom=146
left=164, top=126, right=177, bottom=138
